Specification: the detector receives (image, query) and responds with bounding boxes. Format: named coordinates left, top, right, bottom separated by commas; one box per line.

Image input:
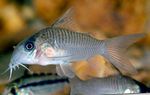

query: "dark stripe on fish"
left=19, top=78, right=69, bottom=89
left=8, top=73, right=69, bottom=95
left=12, top=73, right=57, bottom=83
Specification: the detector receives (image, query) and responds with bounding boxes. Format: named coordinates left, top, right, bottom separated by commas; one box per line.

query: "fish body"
left=70, top=75, right=150, bottom=95
left=8, top=26, right=144, bottom=78
left=3, top=73, right=69, bottom=95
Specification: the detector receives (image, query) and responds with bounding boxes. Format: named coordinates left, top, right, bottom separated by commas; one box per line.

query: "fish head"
left=7, top=36, right=38, bottom=80
left=8, top=32, right=56, bottom=76
left=10, top=36, right=38, bottom=67
left=10, top=36, right=36, bottom=65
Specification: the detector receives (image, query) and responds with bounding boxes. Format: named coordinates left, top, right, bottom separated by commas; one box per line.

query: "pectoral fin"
left=56, top=65, right=65, bottom=77
left=56, top=64, right=75, bottom=78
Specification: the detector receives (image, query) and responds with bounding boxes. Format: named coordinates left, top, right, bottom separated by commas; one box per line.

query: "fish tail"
left=101, top=33, right=145, bottom=74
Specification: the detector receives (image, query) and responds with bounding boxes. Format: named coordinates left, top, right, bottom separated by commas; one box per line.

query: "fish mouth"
left=2, top=61, right=32, bottom=81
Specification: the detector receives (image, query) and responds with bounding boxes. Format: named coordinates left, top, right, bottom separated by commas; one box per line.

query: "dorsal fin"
left=51, top=7, right=81, bottom=32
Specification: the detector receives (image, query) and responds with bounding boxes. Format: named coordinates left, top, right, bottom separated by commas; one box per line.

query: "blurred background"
left=0, top=0, right=150, bottom=94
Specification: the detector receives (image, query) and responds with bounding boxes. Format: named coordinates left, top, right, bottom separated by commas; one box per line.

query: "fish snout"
left=9, top=58, right=19, bottom=69
left=9, top=62, right=16, bottom=70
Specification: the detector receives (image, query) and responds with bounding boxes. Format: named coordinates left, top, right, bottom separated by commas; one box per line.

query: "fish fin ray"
left=103, top=33, right=145, bottom=74
left=56, top=65, right=65, bottom=77
left=56, top=64, right=75, bottom=78
left=51, top=8, right=81, bottom=32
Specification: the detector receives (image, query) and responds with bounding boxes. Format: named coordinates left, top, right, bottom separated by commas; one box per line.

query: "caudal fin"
left=102, top=33, right=145, bottom=74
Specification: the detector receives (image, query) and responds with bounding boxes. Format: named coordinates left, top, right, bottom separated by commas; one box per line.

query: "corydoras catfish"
left=3, top=73, right=69, bottom=95
left=70, top=75, right=150, bottom=95
left=6, top=8, right=145, bottom=79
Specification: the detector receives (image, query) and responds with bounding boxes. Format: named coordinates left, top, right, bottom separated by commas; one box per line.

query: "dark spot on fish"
left=10, top=87, right=17, bottom=95
left=125, top=75, right=150, bottom=93
left=27, top=36, right=36, bottom=42
left=134, top=80, right=150, bottom=93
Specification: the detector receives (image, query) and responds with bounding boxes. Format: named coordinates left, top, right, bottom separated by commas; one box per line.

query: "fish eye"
left=25, top=42, right=34, bottom=51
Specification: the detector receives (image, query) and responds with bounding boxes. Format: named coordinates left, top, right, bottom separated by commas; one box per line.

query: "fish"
left=69, top=75, right=150, bottom=95
left=3, top=73, right=70, bottom=95
left=6, top=8, right=145, bottom=79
